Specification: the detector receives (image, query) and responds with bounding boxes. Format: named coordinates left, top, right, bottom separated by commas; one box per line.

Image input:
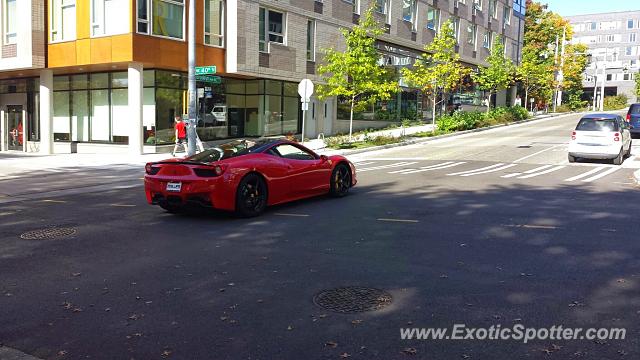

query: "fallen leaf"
left=287, top=325, right=294, bottom=331
left=401, top=347, right=417, bottom=355
left=351, top=319, right=363, bottom=325
left=340, top=352, right=351, bottom=358
left=71, top=273, right=81, bottom=277
left=325, top=341, right=338, bottom=348
left=57, top=350, right=67, bottom=356
left=161, top=349, right=172, bottom=357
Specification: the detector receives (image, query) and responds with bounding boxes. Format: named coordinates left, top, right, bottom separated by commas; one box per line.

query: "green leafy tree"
left=400, top=20, right=469, bottom=130
left=635, top=72, right=640, bottom=101
left=473, top=36, right=516, bottom=112
left=517, top=48, right=553, bottom=110
left=317, top=6, right=398, bottom=140
left=561, top=43, right=589, bottom=110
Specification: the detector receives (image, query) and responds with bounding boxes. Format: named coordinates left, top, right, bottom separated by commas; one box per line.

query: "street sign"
left=195, top=66, right=217, bottom=75
left=298, top=79, right=314, bottom=144
left=298, top=79, right=314, bottom=102
left=196, top=75, right=221, bottom=84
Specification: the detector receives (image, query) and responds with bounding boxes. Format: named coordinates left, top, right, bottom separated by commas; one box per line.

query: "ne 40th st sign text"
left=195, top=66, right=217, bottom=75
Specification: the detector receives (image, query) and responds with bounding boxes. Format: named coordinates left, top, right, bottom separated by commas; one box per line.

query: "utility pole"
left=552, top=34, right=559, bottom=112
left=556, top=26, right=566, bottom=108
left=186, top=0, right=197, bottom=156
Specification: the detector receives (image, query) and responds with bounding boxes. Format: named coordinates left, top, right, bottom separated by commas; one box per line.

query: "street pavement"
left=1, top=112, right=640, bottom=359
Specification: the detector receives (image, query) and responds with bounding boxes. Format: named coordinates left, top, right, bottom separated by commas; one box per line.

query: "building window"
left=151, top=0, right=184, bottom=39
left=467, top=23, right=477, bottom=49
left=375, top=0, right=389, bottom=15
left=307, top=20, right=315, bottom=61
left=626, top=46, right=633, bottom=56
left=503, top=6, right=511, bottom=26
left=137, top=0, right=148, bottom=32
left=402, top=0, right=417, bottom=29
left=606, top=34, right=615, bottom=42
left=426, top=6, right=440, bottom=32
left=3, top=0, right=17, bottom=44
left=473, top=0, right=483, bottom=12
left=483, top=31, right=490, bottom=49
left=91, top=0, right=130, bottom=37
left=628, top=19, right=635, bottom=29
left=259, top=8, right=285, bottom=52
left=51, top=0, right=76, bottom=42
left=489, top=0, right=498, bottom=19
left=589, top=22, right=597, bottom=31
left=630, top=33, right=637, bottom=43
left=204, top=0, right=224, bottom=47
left=451, top=17, right=460, bottom=44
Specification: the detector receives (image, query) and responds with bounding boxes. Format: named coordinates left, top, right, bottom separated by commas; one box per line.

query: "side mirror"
left=320, top=155, right=329, bottom=162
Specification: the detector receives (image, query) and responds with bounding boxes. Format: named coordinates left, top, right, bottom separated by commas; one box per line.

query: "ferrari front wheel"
left=330, top=164, right=351, bottom=197
left=236, top=173, right=268, bottom=217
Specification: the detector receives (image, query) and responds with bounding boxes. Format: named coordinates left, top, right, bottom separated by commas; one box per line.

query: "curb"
left=321, top=112, right=580, bottom=157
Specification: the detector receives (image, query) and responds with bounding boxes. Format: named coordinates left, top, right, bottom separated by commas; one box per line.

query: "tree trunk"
left=432, top=94, right=437, bottom=133
left=524, top=88, right=529, bottom=111
left=486, top=92, right=491, bottom=113
left=349, top=96, right=355, bottom=141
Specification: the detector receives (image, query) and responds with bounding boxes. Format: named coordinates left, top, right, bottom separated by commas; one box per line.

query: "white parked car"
left=568, top=114, right=632, bottom=165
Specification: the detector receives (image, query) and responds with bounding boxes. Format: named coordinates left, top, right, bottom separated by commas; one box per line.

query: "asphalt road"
left=1, top=113, right=640, bottom=360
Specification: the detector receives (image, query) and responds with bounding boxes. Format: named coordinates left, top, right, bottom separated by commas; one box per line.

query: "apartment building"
left=568, top=10, right=640, bottom=105
left=0, top=0, right=46, bottom=152
left=0, top=0, right=525, bottom=154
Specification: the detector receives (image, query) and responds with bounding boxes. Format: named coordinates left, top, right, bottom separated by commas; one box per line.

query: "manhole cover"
left=20, top=227, right=77, bottom=240
left=313, top=286, right=392, bottom=313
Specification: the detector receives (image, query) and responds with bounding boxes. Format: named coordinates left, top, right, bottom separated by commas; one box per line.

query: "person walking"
left=171, top=116, right=188, bottom=156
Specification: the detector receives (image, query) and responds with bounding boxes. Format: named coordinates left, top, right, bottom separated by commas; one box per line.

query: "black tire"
left=330, top=164, right=352, bottom=197
left=568, top=154, right=576, bottom=163
left=235, top=173, right=268, bottom=217
left=613, top=148, right=624, bottom=165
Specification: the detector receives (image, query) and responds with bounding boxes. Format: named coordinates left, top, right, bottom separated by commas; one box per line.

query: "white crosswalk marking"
left=460, top=164, right=519, bottom=177
left=518, top=166, right=565, bottom=179
left=581, top=167, right=621, bottom=182
left=358, top=162, right=418, bottom=172
left=388, top=162, right=452, bottom=174
left=354, top=162, right=376, bottom=167
left=564, top=167, right=606, bottom=182
left=392, top=162, right=467, bottom=175
left=447, top=163, right=506, bottom=176
left=501, top=165, right=554, bottom=178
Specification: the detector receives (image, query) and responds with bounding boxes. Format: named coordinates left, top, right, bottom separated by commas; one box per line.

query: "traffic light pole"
left=186, top=0, right=197, bottom=156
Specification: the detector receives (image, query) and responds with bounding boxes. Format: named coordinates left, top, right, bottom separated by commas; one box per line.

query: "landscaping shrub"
left=555, top=105, right=572, bottom=113
left=437, top=111, right=484, bottom=132
left=603, top=95, right=628, bottom=111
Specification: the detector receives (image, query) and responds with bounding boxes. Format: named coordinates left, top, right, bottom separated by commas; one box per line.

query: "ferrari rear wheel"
left=330, top=164, right=351, bottom=197
left=236, top=173, right=268, bottom=217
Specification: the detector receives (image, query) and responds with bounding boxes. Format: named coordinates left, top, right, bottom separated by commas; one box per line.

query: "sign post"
left=297, top=79, right=314, bottom=144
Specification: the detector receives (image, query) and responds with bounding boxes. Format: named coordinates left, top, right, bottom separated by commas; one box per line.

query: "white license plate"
left=166, top=182, right=182, bottom=192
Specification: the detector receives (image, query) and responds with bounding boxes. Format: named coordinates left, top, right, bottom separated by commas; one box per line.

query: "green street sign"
left=195, top=66, right=217, bottom=75
left=196, top=75, right=221, bottom=84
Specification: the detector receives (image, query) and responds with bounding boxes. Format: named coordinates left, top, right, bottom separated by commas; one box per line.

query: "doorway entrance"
left=5, top=105, right=23, bottom=151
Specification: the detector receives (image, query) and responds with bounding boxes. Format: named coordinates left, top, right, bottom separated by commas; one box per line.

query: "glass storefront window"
left=111, top=89, right=129, bottom=143
left=71, top=74, right=88, bottom=90
left=155, top=87, right=184, bottom=144
left=283, top=82, right=297, bottom=97
left=90, top=73, right=109, bottom=89
left=53, top=91, right=70, bottom=141
left=143, top=70, right=155, bottom=87
left=53, top=76, right=70, bottom=91
left=111, top=72, right=128, bottom=88
left=90, top=89, right=110, bottom=141
left=156, top=70, right=184, bottom=89
left=265, top=80, right=281, bottom=95
left=71, top=90, right=89, bottom=141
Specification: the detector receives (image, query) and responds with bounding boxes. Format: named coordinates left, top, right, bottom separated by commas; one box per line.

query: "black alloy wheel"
left=330, top=164, right=351, bottom=197
left=236, top=173, right=268, bottom=217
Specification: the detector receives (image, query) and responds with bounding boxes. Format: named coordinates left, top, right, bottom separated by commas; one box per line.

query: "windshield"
left=186, top=139, right=270, bottom=163
left=576, top=118, right=618, bottom=132
left=630, top=105, right=640, bottom=114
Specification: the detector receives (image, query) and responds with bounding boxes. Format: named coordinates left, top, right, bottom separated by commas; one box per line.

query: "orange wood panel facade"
left=47, top=0, right=225, bottom=73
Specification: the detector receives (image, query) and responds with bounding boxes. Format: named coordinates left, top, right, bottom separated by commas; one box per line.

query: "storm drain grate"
left=20, top=227, right=77, bottom=240
left=313, top=286, right=392, bottom=313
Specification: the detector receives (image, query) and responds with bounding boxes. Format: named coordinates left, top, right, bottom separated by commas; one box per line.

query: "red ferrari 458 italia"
left=144, top=138, right=357, bottom=217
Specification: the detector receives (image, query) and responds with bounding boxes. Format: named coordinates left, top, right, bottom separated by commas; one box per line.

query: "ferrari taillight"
left=214, top=165, right=225, bottom=176
left=145, top=163, right=160, bottom=175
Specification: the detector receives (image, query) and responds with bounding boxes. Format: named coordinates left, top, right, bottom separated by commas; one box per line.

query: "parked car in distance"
left=627, top=103, right=640, bottom=137
left=568, top=114, right=632, bottom=165
left=144, top=139, right=357, bottom=217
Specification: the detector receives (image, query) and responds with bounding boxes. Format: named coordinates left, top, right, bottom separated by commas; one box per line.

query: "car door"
left=271, top=143, right=327, bottom=197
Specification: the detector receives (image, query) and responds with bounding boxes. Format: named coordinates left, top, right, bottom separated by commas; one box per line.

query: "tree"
left=400, top=20, right=469, bottom=130
left=473, top=36, right=516, bottom=112
left=635, top=72, right=640, bottom=101
left=317, top=6, right=398, bottom=140
left=517, top=47, right=553, bottom=110
left=522, top=0, right=572, bottom=108
left=561, top=43, right=589, bottom=110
